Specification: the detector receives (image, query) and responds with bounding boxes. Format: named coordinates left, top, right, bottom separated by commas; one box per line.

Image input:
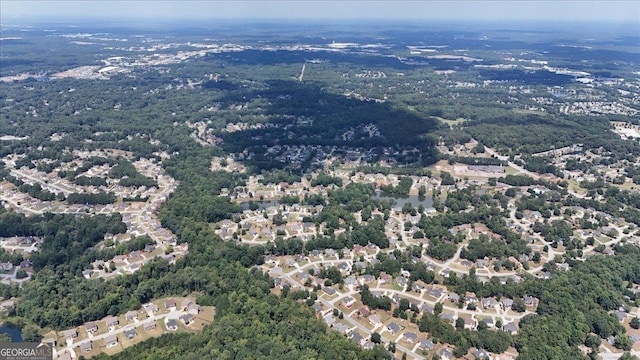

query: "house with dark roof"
left=402, top=332, right=418, bottom=343
left=179, top=314, right=193, bottom=325
left=503, top=322, right=518, bottom=335
left=348, top=330, right=365, bottom=345
left=166, top=319, right=178, bottom=331
left=386, top=322, right=401, bottom=334
left=438, top=347, right=453, bottom=360
left=124, top=329, right=137, bottom=340
left=523, top=296, right=538, bottom=307
left=421, top=303, right=434, bottom=314
left=323, top=286, right=337, bottom=296
left=480, top=318, right=495, bottom=328
left=428, top=287, right=444, bottom=298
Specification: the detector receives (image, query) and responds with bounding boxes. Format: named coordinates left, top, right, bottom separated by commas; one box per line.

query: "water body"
left=372, top=192, right=435, bottom=211
left=0, top=323, right=23, bottom=342
left=239, top=200, right=280, bottom=211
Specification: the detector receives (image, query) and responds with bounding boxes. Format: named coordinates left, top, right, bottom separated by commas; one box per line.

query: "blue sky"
left=1, top=0, right=639, bottom=22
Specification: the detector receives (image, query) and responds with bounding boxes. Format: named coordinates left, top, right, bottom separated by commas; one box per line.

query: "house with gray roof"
left=474, top=348, right=490, bottom=359
left=402, top=331, right=418, bottom=343
left=419, top=338, right=435, bottom=351
left=438, top=348, right=453, bottom=359
left=124, top=329, right=137, bottom=340
left=503, top=322, right=518, bottom=335
left=166, top=319, right=178, bottom=331
left=105, top=334, right=118, bottom=348
left=386, top=322, right=401, bottom=334
left=125, top=310, right=138, bottom=322
left=501, top=298, right=514, bottom=310
left=80, top=341, right=92, bottom=353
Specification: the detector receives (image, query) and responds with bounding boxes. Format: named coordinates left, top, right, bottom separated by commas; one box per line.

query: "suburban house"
left=448, top=293, right=461, bottom=303
left=501, top=298, right=514, bottom=310
left=357, top=306, right=370, bottom=317
left=464, top=317, right=476, bottom=330
left=369, top=314, right=381, bottom=327
left=438, top=348, right=453, bottom=360
left=105, top=316, right=119, bottom=330
left=125, top=310, right=138, bottom=322
left=187, top=303, right=200, bottom=315
left=80, top=341, right=92, bottom=353
left=104, top=334, right=118, bottom=348
left=421, top=303, right=434, bottom=314
left=524, top=296, right=538, bottom=307
left=419, top=338, right=435, bottom=351
left=124, top=329, right=137, bottom=340
left=85, top=322, right=99, bottom=334
left=503, top=322, right=518, bottom=335
left=342, top=296, right=356, bottom=308
left=402, top=332, right=418, bottom=343
left=179, top=314, right=193, bottom=325
left=480, top=318, right=495, bottom=328
left=348, top=331, right=365, bottom=346
left=386, top=322, right=401, bottom=334
left=439, top=312, right=455, bottom=322
left=428, top=287, right=444, bottom=298
left=165, top=298, right=177, bottom=310
left=144, top=303, right=159, bottom=314
left=143, top=321, right=157, bottom=331
left=82, top=269, right=93, bottom=279
left=323, top=286, right=337, bottom=296
left=62, top=329, right=77, bottom=340
left=181, top=299, right=193, bottom=311
left=166, top=319, right=178, bottom=331
left=474, top=348, right=491, bottom=359
left=481, top=297, right=498, bottom=309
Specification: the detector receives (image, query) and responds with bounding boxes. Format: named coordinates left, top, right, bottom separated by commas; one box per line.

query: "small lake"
left=240, top=200, right=280, bottom=211
left=372, top=192, right=435, bottom=211
left=0, top=323, right=23, bottom=342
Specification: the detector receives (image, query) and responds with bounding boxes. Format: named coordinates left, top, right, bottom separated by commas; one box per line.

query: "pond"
left=0, top=323, right=23, bottom=342
left=372, top=192, right=436, bottom=211
left=239, top=200, right=280, bottom=211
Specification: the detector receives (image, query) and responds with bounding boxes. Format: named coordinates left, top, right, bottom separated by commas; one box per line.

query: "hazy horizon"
left=1, top=0, right=639, bottom=24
